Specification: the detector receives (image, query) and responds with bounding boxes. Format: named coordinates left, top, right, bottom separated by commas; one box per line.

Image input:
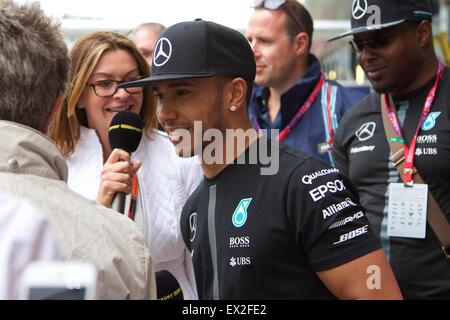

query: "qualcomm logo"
left=421, top=112, right=441, bottom=131
left=232, top=198, right=252, bottom=228
left=153, top=37, right=172, bottom=67
left=352, top=0, right=368, bottom=20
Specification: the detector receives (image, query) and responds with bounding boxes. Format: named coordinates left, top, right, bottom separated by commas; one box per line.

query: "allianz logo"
left=322, top=198, right=357, bottom=219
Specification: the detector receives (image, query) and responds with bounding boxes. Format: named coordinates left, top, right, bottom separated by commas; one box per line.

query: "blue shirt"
left=249, top=55, right=367, bottom=165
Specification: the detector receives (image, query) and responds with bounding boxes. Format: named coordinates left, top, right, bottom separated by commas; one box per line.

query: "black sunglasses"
left=349, top=21, right=420, bottom=54
left=349, top=34, right=392, bottom=53
left=252, top=0, right=306, bottom=33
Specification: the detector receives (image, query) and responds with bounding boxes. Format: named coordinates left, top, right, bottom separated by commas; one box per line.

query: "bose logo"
left=333, top=225, right=369, bottom=245
left=309, top=180, right=347, bottom=202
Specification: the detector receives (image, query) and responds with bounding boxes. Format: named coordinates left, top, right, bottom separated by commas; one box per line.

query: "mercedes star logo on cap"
left=352, top=0, right=368, bottom=20
left=355, top=122, right=376, bottom=141
left=153, top=37, right=172, bottom=67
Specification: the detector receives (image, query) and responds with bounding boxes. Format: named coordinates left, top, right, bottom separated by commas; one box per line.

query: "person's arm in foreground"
left=317, top=248, right=403, bottom=299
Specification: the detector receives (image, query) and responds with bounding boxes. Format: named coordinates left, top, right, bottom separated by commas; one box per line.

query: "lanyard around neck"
left=383, top=61, right=445, bottom=185
left=255, top=73, right=325, bottom=142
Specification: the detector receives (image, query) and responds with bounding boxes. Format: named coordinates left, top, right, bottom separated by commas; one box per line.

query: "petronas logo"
left=232, top=198, right=252, bottom=228
left=422, top=112, right=441, bottom=131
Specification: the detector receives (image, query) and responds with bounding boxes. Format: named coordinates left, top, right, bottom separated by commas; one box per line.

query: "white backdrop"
left=16, top=0, right=255, bottom=30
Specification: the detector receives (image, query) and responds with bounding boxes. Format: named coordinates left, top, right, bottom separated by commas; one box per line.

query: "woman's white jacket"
left=67, top=126, right=203, bottom=299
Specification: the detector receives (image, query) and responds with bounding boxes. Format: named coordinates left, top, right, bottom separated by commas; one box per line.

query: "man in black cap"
left=120, top=19, right=402, bottom=300
left=331, top=0, right=450, bottom=299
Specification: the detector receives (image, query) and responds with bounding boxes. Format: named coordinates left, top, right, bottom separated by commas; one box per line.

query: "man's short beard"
left=371, top=81, right=393, bottom=95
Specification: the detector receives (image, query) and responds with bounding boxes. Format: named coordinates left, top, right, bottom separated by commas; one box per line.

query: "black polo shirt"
left=181, top=138, right=381, bottom=299
left=333, top=68, right=450, bottom=299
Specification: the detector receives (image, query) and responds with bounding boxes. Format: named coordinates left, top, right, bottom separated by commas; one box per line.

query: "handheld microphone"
left=156, top=270, right=184, bottom=300
left=108, top=111, right=143, bottom=214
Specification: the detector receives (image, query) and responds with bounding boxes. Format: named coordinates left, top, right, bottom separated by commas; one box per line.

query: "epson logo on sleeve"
left=333, top=225, right=369, bottom=245
left=309, top=180, right=347, bottom=202
left=301, top=168, right=340, bottom=185
left=328, top=211, right=364, bottom=229
left=322, top=198, right=357, bottom=219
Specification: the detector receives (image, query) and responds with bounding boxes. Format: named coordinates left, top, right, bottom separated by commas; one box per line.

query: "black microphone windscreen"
left=108, top=111, right=143, bottom=153
left=156, top=270, right=184, bottom=300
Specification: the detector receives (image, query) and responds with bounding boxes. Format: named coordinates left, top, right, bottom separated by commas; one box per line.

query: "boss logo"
left=229, top=236, right=250, bottom=248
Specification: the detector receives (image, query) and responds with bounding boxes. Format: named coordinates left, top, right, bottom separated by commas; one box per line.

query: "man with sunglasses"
left=246, top=0, right=366, bottom=166
left=330, top=0, right=450, bottom=299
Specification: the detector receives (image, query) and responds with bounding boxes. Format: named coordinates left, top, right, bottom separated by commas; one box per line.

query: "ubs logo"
left=230, top=257, right=251, bottom=267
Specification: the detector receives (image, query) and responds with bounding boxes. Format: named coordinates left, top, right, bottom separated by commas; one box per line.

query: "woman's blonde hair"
left=50, top=31, right=157, bottom=156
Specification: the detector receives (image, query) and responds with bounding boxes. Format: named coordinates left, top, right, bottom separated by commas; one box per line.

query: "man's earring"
left=230, top=105, right=237, bottom=112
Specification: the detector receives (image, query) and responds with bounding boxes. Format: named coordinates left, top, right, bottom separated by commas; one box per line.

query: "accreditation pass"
left=388, top=183, right=428, bottom=239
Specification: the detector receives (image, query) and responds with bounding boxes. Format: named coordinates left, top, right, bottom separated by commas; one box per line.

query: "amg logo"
left=333, top=225, right=369, bottom=245
left=229, top=236, right=250, bottom=248
left=328, top=211, right=364, bottom=229
left=322, top=198, right=357, bottom=219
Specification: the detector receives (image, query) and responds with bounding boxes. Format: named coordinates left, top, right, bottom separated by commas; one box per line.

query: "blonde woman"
left=50, top=32, right=202, bottom=299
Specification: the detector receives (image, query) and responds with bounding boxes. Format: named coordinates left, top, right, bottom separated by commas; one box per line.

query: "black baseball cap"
left=329, top=0, right=433, bottom=41
left=120, top=19, right=256, bottom=88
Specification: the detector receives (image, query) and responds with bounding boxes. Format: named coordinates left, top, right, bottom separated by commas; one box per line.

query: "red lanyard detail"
left=325, top=83, right=334, bottom=146
left=384, top=62, right=445, bottom=185
left=127, top=175, right=139, bottom=220
left=255, top=74, right=325, bottom=142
